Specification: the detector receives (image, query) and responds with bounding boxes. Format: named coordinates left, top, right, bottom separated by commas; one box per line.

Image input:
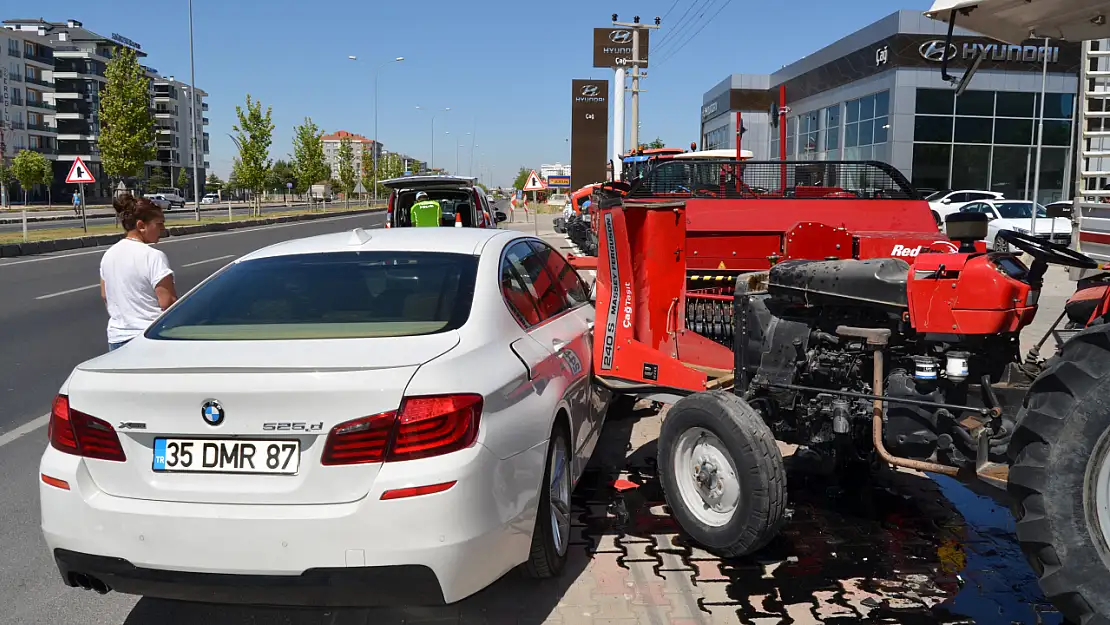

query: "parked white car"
left=200, top=193, right=219, bottom=205
left=927, top=189, right=1005, bottom=223
left=40, top=227, right=610, bottom=607
left=955, top=199, right=1073, bottom=251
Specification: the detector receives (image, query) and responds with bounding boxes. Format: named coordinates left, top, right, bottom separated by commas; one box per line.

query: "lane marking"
left=35, top=283, right=99, bottom=300
left=0, top=212, right=383, bottom=269
left=182, top=254, right=235, bottom=268
left=0, top=413, right=50, bottom=449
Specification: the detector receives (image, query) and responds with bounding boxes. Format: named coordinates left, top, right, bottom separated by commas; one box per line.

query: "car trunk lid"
left=67, top=333, right=459, bottom=505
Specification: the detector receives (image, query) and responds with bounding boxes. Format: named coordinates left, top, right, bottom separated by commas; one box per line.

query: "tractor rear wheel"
left=1009, top=323, right=1110, bottom=624
left=659, top=391, right=786, bottom=557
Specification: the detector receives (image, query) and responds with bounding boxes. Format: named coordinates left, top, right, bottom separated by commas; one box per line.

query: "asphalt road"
left=0, top=210, right=392, bottom=623
left=0, top=202, right=357, bottom=234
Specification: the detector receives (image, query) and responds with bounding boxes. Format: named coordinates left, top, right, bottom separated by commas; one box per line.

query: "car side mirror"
left=589, top=281, right=597, bottom=304
left=495, top=211, right=508, bottom=223
left=941, top=198, right=952, bottom=204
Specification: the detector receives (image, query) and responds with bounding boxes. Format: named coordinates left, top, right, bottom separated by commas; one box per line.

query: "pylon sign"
left=522, top=170, right=545, bottom=191
left=65, top=157, right=96, bottom=184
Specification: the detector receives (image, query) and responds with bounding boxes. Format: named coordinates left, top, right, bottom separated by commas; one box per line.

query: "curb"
left=0, top=208, right=384, bottom=259
left=0, top=203, right=358, bottom=225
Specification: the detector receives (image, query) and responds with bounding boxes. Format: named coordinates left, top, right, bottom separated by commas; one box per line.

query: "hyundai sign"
left=593, top=28, right=650, bottom=68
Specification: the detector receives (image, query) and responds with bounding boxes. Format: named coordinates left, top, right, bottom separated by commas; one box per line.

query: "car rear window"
left=146, top=252, right=477, bottom=341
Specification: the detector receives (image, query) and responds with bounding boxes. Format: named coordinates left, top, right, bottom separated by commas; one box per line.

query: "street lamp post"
left=349, top=55, right=403, bottom=202
left=416, top=106, right=450, bottom=172
left=188, top=0, right=201, bottom=220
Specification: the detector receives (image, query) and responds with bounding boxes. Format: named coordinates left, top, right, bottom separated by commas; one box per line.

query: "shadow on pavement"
left=120, top=399, right=1066, bottom=624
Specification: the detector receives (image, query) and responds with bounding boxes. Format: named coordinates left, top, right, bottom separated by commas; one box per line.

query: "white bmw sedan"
left=40, top=227, right=609, bottom=606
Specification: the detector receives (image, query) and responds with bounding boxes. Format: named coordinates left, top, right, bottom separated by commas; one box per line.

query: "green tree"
left=290, top=117, right=329, bottom=198
left=647, top=137, right=666, bottom=149
left=232, top=94, right=275, bottom=216
left=38, top=158, right=54, bottom=207
left=177, top=168, right=190, bottom=195
left=205, top=172, right=223, bottom=193
left=271, top=160, right=297, bottom=200
left=370, top=152, right=404, bottom=198
left=0, top=161, right=14, bottom=207
left=148, top=167, right=170, bottom=191
left=512, top=167, right=530, bottom=190
left=336, top=138, right=356, bottom=209
left=99, top=46, right=155, bottom=184
left=11, top=149, right=46, bottom=205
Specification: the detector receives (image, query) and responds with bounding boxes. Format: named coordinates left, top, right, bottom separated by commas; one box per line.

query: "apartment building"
left=151, top=74, right=209, bottom=194
left=1, top=27, right=56, bottom=203
left=385, top=152, right=425, bottom=175
left=322, top=130, right=380, bottom=179
left=3, top=18, right=210, bottom=201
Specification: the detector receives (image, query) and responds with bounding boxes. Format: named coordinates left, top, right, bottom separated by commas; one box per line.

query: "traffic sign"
left=522, top=170, right=545, bottom=192
left=65, top=157, right=96, bottom=184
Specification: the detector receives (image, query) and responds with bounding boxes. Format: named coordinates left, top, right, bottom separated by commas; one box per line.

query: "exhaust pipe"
left=70, top=573, right=91, bottom=589
left=88, top=577, right=110, bottom=594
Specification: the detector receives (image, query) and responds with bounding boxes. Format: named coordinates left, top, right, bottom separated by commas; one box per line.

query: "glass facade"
left=911, top=88, right=1074, bottom=202
left=703, top=125, right=729, bottom=150
left=771, top=90, right=890, bottom=163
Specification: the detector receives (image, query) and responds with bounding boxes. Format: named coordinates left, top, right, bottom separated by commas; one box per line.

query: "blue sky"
left=41, top=0, right=934, bottom=186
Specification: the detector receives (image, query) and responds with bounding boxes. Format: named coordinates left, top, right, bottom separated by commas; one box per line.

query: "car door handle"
left=552, top=339, right=570, bottom=352
left=586, top=321, right=595, bottom=331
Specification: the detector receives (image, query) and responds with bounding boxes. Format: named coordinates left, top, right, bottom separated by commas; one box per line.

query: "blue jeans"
left=108, top=339, right=131, bottom=352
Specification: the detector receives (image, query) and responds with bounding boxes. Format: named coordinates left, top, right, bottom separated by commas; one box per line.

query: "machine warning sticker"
left=602, top=212, right=620, bottom=371
left=643, top=363, right=659, bottom=381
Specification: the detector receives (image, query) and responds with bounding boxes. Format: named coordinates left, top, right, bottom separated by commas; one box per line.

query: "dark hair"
left=113, top=194, right=163, bottom=231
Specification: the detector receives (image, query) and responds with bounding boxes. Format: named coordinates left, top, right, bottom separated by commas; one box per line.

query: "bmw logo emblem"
left=201, top=400, right=224, bottom=426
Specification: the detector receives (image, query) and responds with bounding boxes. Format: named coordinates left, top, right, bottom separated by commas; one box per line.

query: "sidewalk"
left=0, top=200, right=383, bottom=224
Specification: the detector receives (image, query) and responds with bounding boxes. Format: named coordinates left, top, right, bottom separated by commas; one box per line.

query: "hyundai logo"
left=581, top=85, right=600, bottom=97
left=919, top=40, right=958, bottom=62
left=201, top=400, right=225, bottom=426
left=609, top=30, right=632, bottom=44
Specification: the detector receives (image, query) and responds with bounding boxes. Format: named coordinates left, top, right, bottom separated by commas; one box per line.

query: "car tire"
left=659, top=391, right=786, bottom=558
left=523, top=420, right=572, bottom=579
left=994, top=233, right=1010, bottom=253
left=932, top=210, right=942, bottom=229
left=1008, top=323, right=1110, bottom=624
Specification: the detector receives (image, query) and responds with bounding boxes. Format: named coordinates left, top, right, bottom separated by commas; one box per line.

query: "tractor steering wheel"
left=997, top=229, right=1098, bottom=269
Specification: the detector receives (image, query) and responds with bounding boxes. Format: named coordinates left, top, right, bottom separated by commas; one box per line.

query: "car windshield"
left=146, top=251, right=477, bottom=341
left=995, top=202, right=1048, bottom=219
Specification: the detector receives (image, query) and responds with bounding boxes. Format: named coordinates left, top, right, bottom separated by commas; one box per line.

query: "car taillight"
left=321, top=394, right=482, bottom=465
left=390, top=394, right=482, bottom=461
left=320, top=411, right=396, bottom=466
left=48, top=395, right=127, bottom=462
left=386, top=193, right=394, bottom=228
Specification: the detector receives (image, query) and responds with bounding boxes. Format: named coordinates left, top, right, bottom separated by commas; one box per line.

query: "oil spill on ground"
left=571, top=445, right=1065, bottom=624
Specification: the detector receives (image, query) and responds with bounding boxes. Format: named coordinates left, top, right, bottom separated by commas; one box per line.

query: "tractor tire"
left=1009, top=323, right=1110, bottom=624
left=659, top=391, right=786, bottom=557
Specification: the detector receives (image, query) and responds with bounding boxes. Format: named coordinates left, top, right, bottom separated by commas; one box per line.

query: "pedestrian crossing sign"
left=65, top=157, right=96, bottom=184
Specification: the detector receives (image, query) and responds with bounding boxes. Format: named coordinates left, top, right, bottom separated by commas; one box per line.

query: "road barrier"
left=0, top=207, right=385, bottom=259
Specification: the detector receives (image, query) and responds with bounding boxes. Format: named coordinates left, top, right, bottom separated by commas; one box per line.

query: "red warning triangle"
left=522, top=170, right=545, bottom=192
left=65, top=157, right=96, bottom=184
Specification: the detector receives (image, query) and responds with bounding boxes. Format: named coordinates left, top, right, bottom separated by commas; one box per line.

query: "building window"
left=824, top=105, right=840, bottom=154
left=8, top=39, right=19, bottom=56
left=911, top=88, right=1073, bottom=202
left=703, top=126, right=728, bottom=150
left=844, top=90, right=889, bottom=160
left=799, top=111, right=819, bottom=160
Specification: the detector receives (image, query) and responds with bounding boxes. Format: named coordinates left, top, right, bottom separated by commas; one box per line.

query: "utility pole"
left=188, top=0, right=201, bottom=220
left=612, top=15, right=659, bottom=152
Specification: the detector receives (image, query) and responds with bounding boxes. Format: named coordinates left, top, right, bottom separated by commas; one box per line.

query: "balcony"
left=30, top=146, right=57, bottom=156
left=6, top=47, right=20, bottom=58
left=8, top=121, right=24, bottom=130
left=202, top=117, right=209, bottom=125
left=24, top=51, right=53, bottom=66
left=9, top=73, right=22, bottom=83
left=27, top=121, right=56, bottom=134
left=24, top=76, right=54, bottom=88
left=154, top=108, right=174, bottom=118
left=201, top=102, right=209, bottom=111
left=26, top=100, right=55, bottom=111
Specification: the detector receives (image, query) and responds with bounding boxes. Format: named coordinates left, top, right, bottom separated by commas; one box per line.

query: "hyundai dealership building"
left=699, top=10, right=1081, bottom=203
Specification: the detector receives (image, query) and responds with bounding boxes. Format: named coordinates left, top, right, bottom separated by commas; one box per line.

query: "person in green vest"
left=410, top=192, right=441, bottom=227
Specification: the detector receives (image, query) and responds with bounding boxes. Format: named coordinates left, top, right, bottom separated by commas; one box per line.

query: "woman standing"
left=99, top=195, right=177, bottom=351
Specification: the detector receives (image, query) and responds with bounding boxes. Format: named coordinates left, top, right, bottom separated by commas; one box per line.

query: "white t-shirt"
left=100, top=238, right=174, bottom=343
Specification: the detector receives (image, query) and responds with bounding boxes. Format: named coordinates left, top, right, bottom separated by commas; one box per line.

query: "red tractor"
left=587, top=158, right=1110, bottom=623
